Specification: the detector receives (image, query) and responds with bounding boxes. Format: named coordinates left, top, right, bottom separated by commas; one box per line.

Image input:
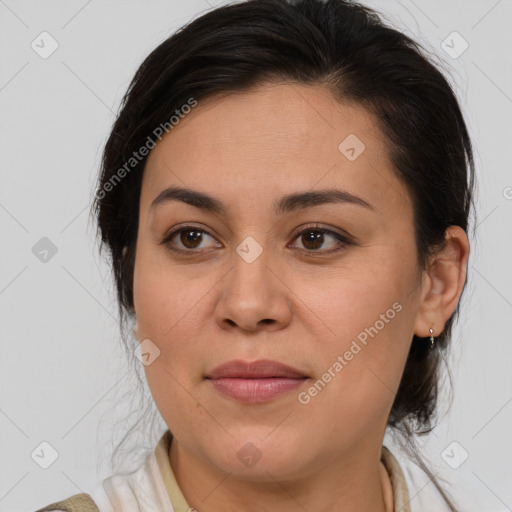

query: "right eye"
left=160, top=225, right=222, bottom=253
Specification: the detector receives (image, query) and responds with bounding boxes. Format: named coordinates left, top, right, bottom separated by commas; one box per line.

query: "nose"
left=214, top=245, right=293, bottom=332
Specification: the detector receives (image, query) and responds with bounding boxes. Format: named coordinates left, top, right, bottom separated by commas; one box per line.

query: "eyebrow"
left=150, top=186, right=375, bottom=215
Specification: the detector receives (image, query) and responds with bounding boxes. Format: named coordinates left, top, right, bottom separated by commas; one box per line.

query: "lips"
left=206, top=359, right=308, bottom=380
left=206, top=359, right=309, bottom=404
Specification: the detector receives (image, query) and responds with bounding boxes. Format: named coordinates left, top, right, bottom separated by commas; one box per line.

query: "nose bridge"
left=215, top=235, right=291, bottom=330
left=230, top=235, right=273, bottom=299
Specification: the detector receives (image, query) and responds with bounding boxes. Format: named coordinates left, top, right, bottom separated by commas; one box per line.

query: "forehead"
left=141, top=82, right=412, bottom=218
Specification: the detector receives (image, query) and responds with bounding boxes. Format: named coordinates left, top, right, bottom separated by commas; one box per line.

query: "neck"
left=169, top=438, right=392, bottom=512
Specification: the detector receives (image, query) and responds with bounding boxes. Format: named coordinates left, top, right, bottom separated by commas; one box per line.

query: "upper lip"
left=206, top=359, right=308, bottom=379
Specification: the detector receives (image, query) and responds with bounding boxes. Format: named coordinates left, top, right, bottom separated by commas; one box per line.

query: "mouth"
left=205, top=359, right=309, bottom=403
left=206, top=358, right=309, bottom=379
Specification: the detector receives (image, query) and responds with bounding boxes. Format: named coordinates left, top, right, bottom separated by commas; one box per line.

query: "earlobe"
left=413, top=225, right=470, bottom=338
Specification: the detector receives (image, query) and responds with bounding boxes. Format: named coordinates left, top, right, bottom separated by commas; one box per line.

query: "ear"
left=413, top=225, right=470, bottom=338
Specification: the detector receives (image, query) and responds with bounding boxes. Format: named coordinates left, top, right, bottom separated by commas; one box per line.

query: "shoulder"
left=35, top=433, right=174, bottom=512
left=34, top=493, right=99, bottom=512
left=399, top=456, right=454, bottom=511
left=388, top=445, right=492, bottom=512
left=35, top=453, right=171, bottom=512
left=382, top=444, right=453, bottom=511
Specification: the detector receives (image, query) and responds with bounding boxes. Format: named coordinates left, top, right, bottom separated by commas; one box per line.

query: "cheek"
left=133, top=244, right=214, bottom=342
left=294, top=263, right=415, bottom=417
left=133, top=252, right=212, bottom=429
left=132, top=248, right=226, bottom=418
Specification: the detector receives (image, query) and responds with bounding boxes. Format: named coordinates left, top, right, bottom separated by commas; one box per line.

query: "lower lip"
left=208, top=377, right=307, bottom=403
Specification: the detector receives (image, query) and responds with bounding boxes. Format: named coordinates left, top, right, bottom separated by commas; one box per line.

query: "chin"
left=200, top=430, right=308, bottom=481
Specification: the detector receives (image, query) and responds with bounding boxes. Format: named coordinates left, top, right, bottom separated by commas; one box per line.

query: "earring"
left=429, top=328, right=435, bottom=349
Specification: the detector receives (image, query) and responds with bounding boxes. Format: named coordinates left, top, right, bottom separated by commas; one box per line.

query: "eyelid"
left=289, top=222, right=353, bottom=242
left=160, top=223, right=221, bottom=247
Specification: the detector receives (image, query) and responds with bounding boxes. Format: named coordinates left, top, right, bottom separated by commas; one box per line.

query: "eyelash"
left=160, top=223, right=352, bottom=256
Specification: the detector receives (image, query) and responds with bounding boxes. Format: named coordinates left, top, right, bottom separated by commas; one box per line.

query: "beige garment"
left=34, top=493, right=99, bottom=512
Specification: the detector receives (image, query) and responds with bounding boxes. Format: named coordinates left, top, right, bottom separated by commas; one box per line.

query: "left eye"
left=290, top=227, right=349, bottom=253
left=161, top=226, right=350, bottom=254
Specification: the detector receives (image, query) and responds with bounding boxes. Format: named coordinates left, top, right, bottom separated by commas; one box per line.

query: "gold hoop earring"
left=429, top=328, right=435, bottom=349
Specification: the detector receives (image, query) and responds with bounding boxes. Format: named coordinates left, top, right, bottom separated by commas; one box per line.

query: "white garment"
left=90, top=454, right=175, bottom=512
left=399, top=459, right=453, bottom=511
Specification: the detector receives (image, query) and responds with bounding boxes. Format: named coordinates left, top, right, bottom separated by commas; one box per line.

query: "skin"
left=132, top=82, right=470, bottom=512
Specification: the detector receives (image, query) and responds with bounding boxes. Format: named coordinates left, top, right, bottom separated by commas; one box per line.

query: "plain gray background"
left=1, top=1, right=511, bottom=511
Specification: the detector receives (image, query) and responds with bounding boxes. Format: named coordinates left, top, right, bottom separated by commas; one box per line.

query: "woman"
left=35, top=0, right=476, bottom=510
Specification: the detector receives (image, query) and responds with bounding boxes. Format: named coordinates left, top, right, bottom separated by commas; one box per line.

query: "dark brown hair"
left=90, top=1, right=476, bottom=509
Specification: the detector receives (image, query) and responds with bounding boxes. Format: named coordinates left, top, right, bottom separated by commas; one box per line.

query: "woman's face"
left=133, top=82, right=427, bottom=479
